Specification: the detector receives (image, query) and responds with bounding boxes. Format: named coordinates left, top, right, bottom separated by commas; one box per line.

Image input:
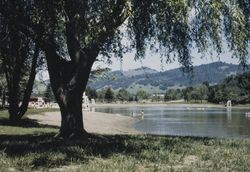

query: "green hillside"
left=88, top=62, right=243, bottom=93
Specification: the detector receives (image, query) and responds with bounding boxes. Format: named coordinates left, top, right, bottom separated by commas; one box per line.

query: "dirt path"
left=28, top=111, right=142, bottom=135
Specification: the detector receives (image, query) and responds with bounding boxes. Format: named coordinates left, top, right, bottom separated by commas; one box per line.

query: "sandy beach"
left=28, top=111, right=142, bottom=135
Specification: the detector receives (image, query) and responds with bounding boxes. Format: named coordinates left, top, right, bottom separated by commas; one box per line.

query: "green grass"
left=0, top=109, right=250, bottom=171
left=0, top=108, right=59, bottom=136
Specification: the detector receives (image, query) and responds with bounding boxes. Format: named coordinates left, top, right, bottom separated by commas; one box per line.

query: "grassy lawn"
left=0, top=109, right=250, bottom=171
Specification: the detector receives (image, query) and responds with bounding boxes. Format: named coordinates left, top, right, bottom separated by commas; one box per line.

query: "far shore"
left=93, top=102, right=250, bottom=109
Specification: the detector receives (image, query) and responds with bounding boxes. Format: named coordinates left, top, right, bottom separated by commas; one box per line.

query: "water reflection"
left=227, top=107, right=232, bottom=121
left=95, top=105, right=250, bottom=139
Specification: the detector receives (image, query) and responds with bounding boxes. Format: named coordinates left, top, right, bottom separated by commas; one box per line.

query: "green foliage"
left=182, top=84, right=209, bottom=103
left=85, top=87, right=98, bottom=100
left=208, top=71, right=250, bottom=104
left=136, top=90, right=149, bottom=101
left=104, top=87, right=114, bottom=103
left=191, top=84, right=208, bottom=103
left=89, top=67, right=111, bottom=82
left=183, top=86, right=193, bottom=102
left=116, top=88, right=131, bottom=102
left=96, top=89, right=106, bottom=102
left=164, top=89, right=183, bottom=101
left=208, top=85, right=224, bottom=103
left=1, top=0, right=250, bottom=69
left=127, top=0, right=250, bottom=70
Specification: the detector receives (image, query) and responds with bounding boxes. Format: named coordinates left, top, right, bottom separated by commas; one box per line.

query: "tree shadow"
left=0, top=113, right=214, bottom=170
left=0, top=130, right=213, bottom=170
left=0, top=118, right=59, bottom=129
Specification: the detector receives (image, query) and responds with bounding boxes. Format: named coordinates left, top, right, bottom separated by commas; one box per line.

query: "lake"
left=94, top=105, right=250, bottom=139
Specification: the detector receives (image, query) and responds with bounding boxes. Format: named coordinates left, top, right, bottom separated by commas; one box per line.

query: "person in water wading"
left=140, top=110, right=144, bottom=119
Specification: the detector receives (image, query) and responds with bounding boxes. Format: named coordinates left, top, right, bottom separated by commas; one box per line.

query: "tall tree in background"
left=0, top=11, right=41, bottom=122
left=116, top=88, right=130, bottom=102
left=85, top=87, right=98, bottom=100
left=136, top=90, right=149, bottom=101
left=0, top=57, right=7, bottom=108
left=0, top=0, right=249, bottom=138
left=105, top=87, right=114, bottom=103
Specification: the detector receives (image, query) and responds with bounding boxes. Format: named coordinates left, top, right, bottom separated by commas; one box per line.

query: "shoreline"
left=27, top=103, right=250, bottom=135
left=28, top=111, right=142, bottom=135
left=94, top=103, right=224, bottom=107
left=93, top=103, right=250, bottom=109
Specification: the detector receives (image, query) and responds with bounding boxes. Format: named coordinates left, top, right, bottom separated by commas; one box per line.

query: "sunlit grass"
left=0, top=108, right=59, bottom=119
left=0, top=108, right=59, bottom=136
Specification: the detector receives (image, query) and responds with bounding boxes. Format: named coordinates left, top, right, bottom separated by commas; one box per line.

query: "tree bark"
left=1, top=89, right=6, bottom=109
left=7, top=32, right=23, bottom=122
left=44, top=42, right=96, bottom=138
left=18, top=42, right=40, bottom=118
left=41, top=0, right=129, bottom=138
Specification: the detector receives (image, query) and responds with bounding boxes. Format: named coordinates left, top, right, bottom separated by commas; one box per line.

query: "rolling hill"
left=87, top=62, right=244, bottom=93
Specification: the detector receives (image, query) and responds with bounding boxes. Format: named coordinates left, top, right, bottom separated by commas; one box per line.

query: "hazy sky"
left=38, top=44, right=249, bottom=81
left=94, top=48, right=245, bottom=72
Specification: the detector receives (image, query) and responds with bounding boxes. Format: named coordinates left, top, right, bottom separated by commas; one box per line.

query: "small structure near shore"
left=225, top=100, right=232, bottom=120
left=29, top=97, right=49, bottom=108
left=82, top=92, right=90, bottom=111
left=246, top=112, right=250, bottom=117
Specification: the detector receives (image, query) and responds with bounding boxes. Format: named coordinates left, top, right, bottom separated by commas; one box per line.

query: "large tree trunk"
left=44, top=42, right=96, bottom=138
left=59, top=88, right=85, bottom=138
left=54, top=63, right=94, bottom=138
left=40, top=0, right=128, bottom=139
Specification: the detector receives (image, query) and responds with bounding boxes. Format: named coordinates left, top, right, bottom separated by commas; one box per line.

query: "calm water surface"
left=95, top=105, right=250, bottom=139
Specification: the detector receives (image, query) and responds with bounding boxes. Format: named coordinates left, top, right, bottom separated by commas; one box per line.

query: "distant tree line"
left=207, top=71, right=250, bottom=104
left=85, top=87, right=150, bottom=103
left=84, top=71, right=250, bottom=105
left=172, top=72, right=250, bottom=104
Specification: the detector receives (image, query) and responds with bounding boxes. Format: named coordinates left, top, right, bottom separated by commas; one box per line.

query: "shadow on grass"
left=0, top=118, right=59, bottom=129
left=0, top=129, right=214, bottom=170
left=0, top=113, right=215, bottom=170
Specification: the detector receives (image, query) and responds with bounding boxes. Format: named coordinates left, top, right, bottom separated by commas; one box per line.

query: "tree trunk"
left=2, top=34, right=40, bottom=123
left=7, top=36, right=23, bottom=123
left=44, top=43, right=96, bottom=139
left=1, top=89, right=6, bottom=109
left=9, top=102, right=21, bottom=122
left=59, top=89, right=85, bottom=138
left=18, top=42, right=40, bottom=117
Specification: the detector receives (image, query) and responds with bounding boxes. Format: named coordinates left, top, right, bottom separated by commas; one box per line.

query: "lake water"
left=94, top=105, right=250, bottom=139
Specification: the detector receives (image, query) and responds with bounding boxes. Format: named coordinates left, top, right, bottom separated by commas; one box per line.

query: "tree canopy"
left=1, top=0, right=249, bottom=68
